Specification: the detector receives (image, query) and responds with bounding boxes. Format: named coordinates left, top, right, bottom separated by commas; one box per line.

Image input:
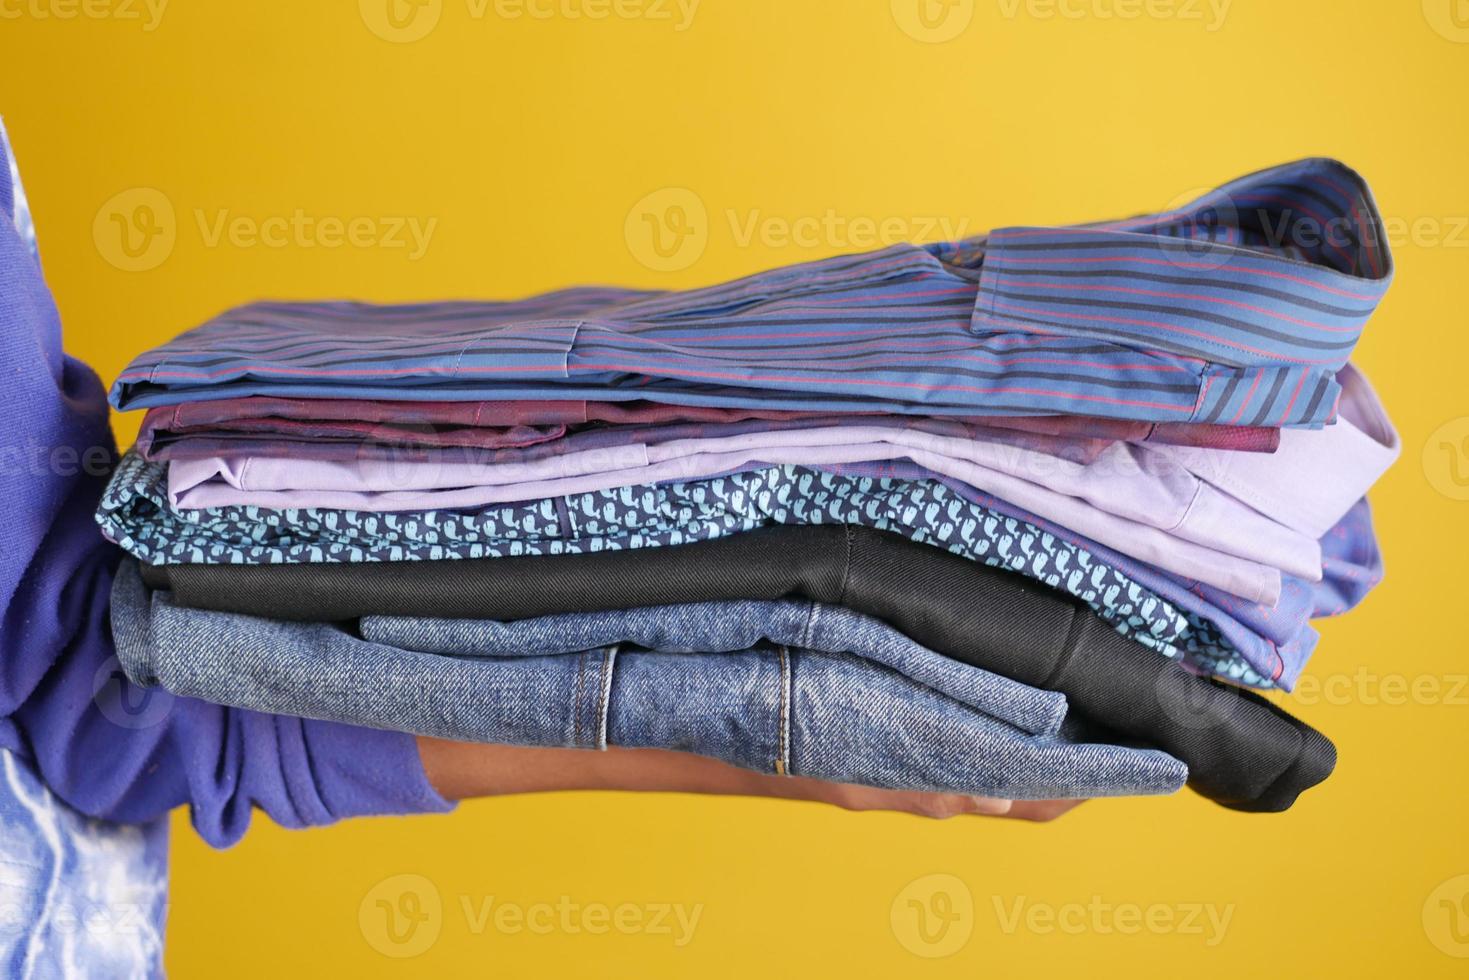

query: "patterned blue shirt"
left=97, top=452, right=1275, bottom=677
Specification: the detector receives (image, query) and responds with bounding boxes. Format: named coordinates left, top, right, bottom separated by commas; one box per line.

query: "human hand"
left=417, top=738, right=1084, bottom=822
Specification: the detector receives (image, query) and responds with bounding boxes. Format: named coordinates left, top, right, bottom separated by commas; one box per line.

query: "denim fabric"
left=367, top=599, right=1069, bottom=736
left=0, top=750, right=168, bottom=979
left=111, top=562, right=1187, bottom=800
left=137, top=523, right=1336, bottom=810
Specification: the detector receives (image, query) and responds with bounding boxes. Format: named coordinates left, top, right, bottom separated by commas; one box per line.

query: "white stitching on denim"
left=595, top=645, right=617, bottom=751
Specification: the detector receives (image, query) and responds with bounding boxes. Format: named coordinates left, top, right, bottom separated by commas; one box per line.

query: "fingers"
left=1002, top=799, right=1086, bottom=822
left=807, top=781, right=1086, bottom=822
left=803, top=782, right=1014, bottom=819
left=963, top=796, right=1016, bottom=817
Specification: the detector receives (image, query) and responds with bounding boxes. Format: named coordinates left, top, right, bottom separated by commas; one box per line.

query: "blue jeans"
left=113, top=562, right=1186, bottom=799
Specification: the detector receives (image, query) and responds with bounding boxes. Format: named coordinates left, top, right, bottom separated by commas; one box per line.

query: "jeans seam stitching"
left=596, top=645, right=615, bottom=750
left=776, top=645, right=790, bottom=776
left=572, top=650, right=587, bottom=747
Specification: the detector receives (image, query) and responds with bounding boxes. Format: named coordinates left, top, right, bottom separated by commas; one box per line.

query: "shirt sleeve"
left=0, top=121, right=452, bottom=849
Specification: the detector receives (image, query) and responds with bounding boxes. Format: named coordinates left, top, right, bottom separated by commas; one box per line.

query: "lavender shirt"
left=169, top=428, right=1280, bottom=603
left=1156, top=364, right=1398, bottom=540
left=168, top=372, right=1397, bottom=605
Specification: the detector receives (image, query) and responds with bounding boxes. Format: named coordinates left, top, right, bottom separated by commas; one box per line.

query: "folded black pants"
left=141, top=523, right=1334, bottom=812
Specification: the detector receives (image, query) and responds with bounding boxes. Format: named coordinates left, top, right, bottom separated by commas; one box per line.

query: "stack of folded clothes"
left=98, top=158, right=1399, bottom=812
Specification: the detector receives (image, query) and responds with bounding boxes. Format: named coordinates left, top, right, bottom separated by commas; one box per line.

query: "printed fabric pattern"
left=97, top=453, right=1259, bottom=675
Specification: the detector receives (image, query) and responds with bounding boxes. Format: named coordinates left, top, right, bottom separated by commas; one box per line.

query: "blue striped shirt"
left=110, top=158, right=1391, bottom=427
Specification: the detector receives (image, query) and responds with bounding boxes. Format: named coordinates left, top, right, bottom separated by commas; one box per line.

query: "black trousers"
left=142, top=523, right=1334, bottom=812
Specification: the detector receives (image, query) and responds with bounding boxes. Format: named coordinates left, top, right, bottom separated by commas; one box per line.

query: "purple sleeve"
left=0, top=129, right=451, bottom=848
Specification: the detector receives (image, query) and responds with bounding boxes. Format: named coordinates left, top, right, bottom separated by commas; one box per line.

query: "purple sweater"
left=0, top=132, right=450, bottom=848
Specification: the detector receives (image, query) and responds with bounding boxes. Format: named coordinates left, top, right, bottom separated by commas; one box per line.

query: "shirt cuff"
left=303, top=721, right=457, bottom=823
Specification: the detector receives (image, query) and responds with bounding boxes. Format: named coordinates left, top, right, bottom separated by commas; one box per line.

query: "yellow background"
left=4, top=0, right=1468, bottom=975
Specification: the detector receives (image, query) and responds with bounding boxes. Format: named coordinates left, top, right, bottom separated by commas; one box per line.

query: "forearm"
left=419, top=738, right=854, bottom=800
left=416, top=737, right=1091, bottom=821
